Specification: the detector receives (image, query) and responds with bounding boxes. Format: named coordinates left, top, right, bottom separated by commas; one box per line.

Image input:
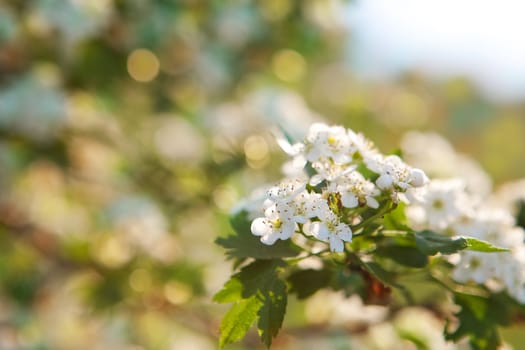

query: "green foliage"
left=287, top=268, right=333, bottom=299
left=446, top=292, right=512, bottom=350
left=374, top=244, right=428, bottom=268
left=257, top=277, right=287, bottom=348
left=413, top=230, right=508, bottom=256
left=216, top=211, right=300, bottom=259
left=214, top=260, right=288, bottom=348
left=463, top=237, right=511, bottom=253
left=515, top=200, right=525, bottom=231
left=216, top=203, right=518, bottom=348
left=219, top=296, right=262, bottom=349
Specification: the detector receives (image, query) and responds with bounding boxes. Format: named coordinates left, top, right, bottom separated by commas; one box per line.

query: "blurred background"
left=0, top=1, right=524, bottom=349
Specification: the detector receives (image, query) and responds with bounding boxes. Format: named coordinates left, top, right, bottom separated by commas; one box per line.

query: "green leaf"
left=219, top=296, right=262, bottom=349
left=216, top=212, right=300, bottom=259
left=382, top=202, right=410, bottom=231
left=414, top=230, right=468, bottom=255
left=361, top=261, right=403, bottom=289
left=213, top=277, right=244, bottom=303
left=463, top=237, right=510, bottom=253
left=215, top=260, right=289, bottom=348
left=414, top=230, right=510, bottom=256
left=375, top=245, right=429, bottom=268
left=445, top=292, right=510, bottom=350
left=257, top=277, right=287, bottom=348
left=287, top=269, right=332, bottom=299
left=515, top=199, right=525, bottom=231
left=214, top=260, right=285, bottom=302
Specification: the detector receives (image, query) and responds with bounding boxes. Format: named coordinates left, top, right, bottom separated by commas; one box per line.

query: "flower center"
left=432, top=199, right=444, bottom=210
left=272, top=219, right=283, bottom=229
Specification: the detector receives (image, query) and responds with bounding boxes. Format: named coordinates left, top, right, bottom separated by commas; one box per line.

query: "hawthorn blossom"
left=406, top=179, right=469, bottom=231
left=303, top=123, right=355, bottom=164
left=267, top=178, right=306, bottom=203
left=368, top=155, right=428, bottom=191
left=348, top=129, right=379, bottom=161
left=309, top=157, right=356, bottom=185
left=305, top=210, right=352, bottom=252
left=329, top=171, right=380, bottom=209
left=292, top=190, right=329, bottom=224
left=251, top=202, right=296, bottom=245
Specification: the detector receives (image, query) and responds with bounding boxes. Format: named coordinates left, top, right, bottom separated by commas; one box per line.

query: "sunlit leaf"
left=463, top=237, right=510, bottom=253
left=215, top=260, right=288, bottom=348
left=257, top=277, right=287, bottom=348
left=219, top=296, right=262, bottom=349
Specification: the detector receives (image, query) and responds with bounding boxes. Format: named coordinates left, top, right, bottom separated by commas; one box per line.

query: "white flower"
left=267, top=178, right=306, bottom=203
left=251, top=202, right=296, bottom=245
left=305, top=210, right=352, bottom=252
left=452, top=251, right=499, bottom=285
left=303, top=123, right=354, bottom=164
left=451, top=208, right=519, bottom=245
left=407, top=179, right=468, bottom=231
left=309, top=157, right=356, bottom=185
left=329, top=171, right=380, bottom=209
left=348, top=129, right=379, bottom=161
left=292, top=190, right=329, bottom=224
left=368, top=155, right=428, bottom=196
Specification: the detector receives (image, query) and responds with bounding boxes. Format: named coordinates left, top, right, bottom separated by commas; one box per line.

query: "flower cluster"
left=407, top=179, right=525, bottom=303
left=249, top=123, right=428, bottom=252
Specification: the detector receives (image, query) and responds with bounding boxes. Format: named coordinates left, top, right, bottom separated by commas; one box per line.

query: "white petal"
left=341, top=193, right=358, bottom=208
left=292, top=154, right=307, bottom=169
left=332, top=153, right=351, bottom=164
left=336, top=224, right=353, bottom=242
left=376, top=174, right=393, bottom=189
left=366, top=196, right=379, bottom=209
left=397, top=181, right=410, bottom=190
left=308, top=222, right=329, bottom=240
left=329, top=235, right=344, bottom=252
left=251, top=218, right=270, bottom=236
left=280, top=221, right=296, bottom=240
left=264, top=205, right=279, bottom=220
left=309, top=174, right=324, bottom=186
left=260, top=232, right=280, bottom=245
left=410, top=168, right=428, bottom=187
left=294, top=215, right=307, bottom=224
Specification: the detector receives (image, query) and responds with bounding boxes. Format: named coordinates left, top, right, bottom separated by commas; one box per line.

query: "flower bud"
left=410, top=168, right=428, bottom=187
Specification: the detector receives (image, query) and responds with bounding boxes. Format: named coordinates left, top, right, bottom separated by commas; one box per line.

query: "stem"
left=285, top=249, right=331, bottom=264
left=351, top=202, right=396, bottom=234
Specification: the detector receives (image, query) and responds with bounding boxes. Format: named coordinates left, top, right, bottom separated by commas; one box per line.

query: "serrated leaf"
left=213, top=277, right=244, bottom=303
left=215, top=260, right=289, bottom=348
left=214, top=260, right=286, bottom=302
left=463, top=237, right=510, bottom=253
left=257, top=278, right=287, bottom=348
left=216, top=212, right=300, bottom=259
left=219, top=296, right=262, bottom=349
left=414, top=230, right=468, bottom=255
left=287, top=269, right=332, bottom=299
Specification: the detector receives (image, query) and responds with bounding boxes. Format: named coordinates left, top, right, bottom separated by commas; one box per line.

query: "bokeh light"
left=127, top=49, right=160, bottom=82
left=1, top=1, right=525, bottom=349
